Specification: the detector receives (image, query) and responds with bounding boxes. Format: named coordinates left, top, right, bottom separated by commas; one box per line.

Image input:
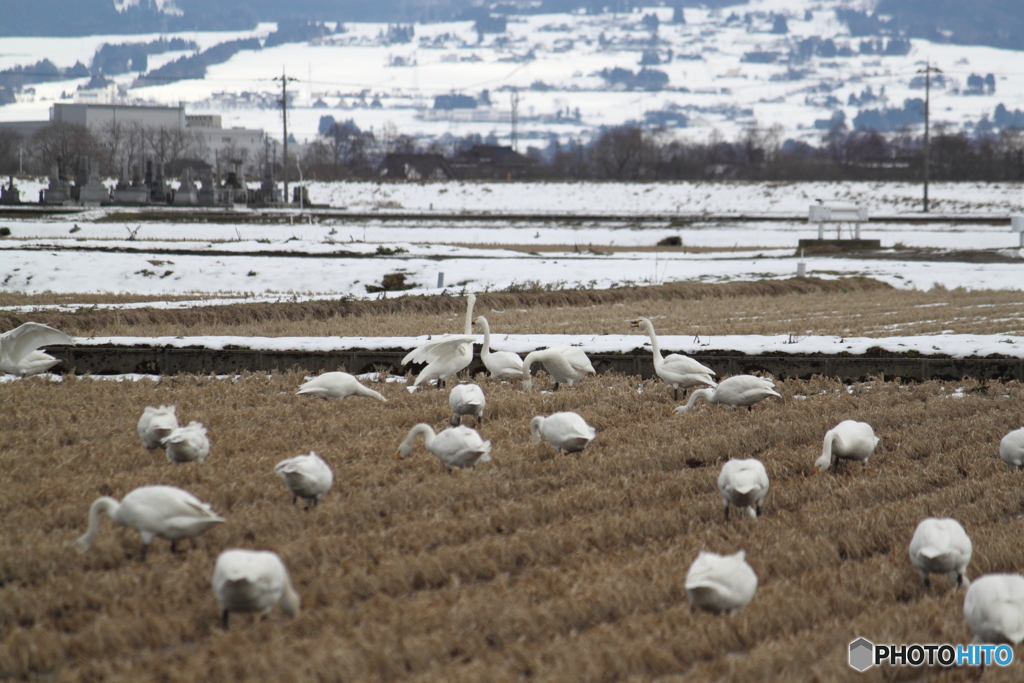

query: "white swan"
left=814, top=420, right=879, bottom=473
left=1000, top=427, right=1024, bottom=470
left=76, top=485, right=224, bottom=560
left=685, top=550, right=758, bottom=614
left=909, top=517, right=972, bottom=588
left=0, top=322, right=75, bottom=376
left=674, top=375, right=780, bottom=413
left=530, top=412, right=596, bottom=454
left=630, top=317, right=716, bottom=399
left=212, top=549, right=300, bottom=630
left=963, top=574, right=1024, bottom=644
left=401, top=294, right=477, bottom=388
left=162, top=421, right=210, bottom=465
left=396, top=423, right=492, bottom=469
left=137, top=405, right=178, bottom=450
left=274, top=451, right=334, bottom=509
left=522, top=345, right=595, bottom=391
left=449, top=383, right=486, bottom=426
left=717, top=458, right=769, bottom=520
left=296, top=371, right=387, bottom=402
left=474, top=316, right=524, bottom=380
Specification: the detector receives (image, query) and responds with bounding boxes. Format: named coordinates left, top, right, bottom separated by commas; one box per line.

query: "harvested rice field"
left=3, top=369, right=1024, bottom=682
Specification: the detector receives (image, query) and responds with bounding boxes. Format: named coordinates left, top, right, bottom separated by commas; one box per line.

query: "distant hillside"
left=0, top=0, right=256, bottom=36
left=869, top=0, right=1024, bottom=51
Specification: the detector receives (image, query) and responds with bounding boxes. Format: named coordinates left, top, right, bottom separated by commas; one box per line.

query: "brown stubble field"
left=3, top=368, right=1024, bottom=682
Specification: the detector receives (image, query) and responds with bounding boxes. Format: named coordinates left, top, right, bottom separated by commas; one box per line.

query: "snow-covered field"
left=1, top=0, right=1022, bottom=147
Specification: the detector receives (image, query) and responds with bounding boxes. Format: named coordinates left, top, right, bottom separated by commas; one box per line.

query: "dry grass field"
left=3, top=369, right=1024, bottom=682
left=4, top=278, right=1024, bottom=339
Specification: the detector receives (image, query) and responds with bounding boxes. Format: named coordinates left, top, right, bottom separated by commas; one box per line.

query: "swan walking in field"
left=296, top=372, right=387, bottom=402
left=674, top=375, right=780, bottom=413
left=1000, top=427, right=1024, bottom=470
left=162, top=421, right=210, bottom=465
left=0, top=322, right=75, bottom=377
left=396, top=424, right=492, bottom=469
left=630, top=317, right=716, bottom=400
left=137, top=405, right=179, bottom=450
left=908, top=517, right=972, bottom=588
left=717, top=459, right=769, bottom=520
left=814, top=420, right=879, bottom=473
left=530, top=412, right=596, bottom=454
left=474, top=316, right=524, bottom=380
left=76, top=485, right=225, bottom=560
left=274, top=452, right=334, bottom=509
left=522, top=345, right=595, bottom=391
left=963, top=574, right=1024, bottom=644
left=685, top=550, right=758, bottom=614
left=213, top=549, right=300, bottom=630
left=402, top=294, right=477, bottom=389
left=449, top=383, right=486, bottom=426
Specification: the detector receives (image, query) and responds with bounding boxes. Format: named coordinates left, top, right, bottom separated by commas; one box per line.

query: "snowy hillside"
left=1, top=0, right=1023, bottom=153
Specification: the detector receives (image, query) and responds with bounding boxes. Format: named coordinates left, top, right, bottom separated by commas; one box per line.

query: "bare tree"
left=29, top=122, right=100, bottom=177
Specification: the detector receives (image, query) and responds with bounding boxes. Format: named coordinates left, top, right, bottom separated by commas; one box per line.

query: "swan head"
left=813, top=452, right=832, bottom=473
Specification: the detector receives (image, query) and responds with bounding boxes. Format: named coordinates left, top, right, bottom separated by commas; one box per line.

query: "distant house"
left=449, top=145, right=534, bottom=180
left=381, top=153, right=454, bottom=180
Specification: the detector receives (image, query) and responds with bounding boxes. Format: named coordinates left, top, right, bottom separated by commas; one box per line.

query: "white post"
left=855, top=223, right=861, bottom=240
left=817, top=221, right=824, bottom=240
left=437, top=272, right=445, bottom=288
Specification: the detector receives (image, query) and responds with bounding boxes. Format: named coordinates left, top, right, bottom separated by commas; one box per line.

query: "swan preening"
left=0, top=322, right=75, bottom=377
left=630, top=318, right=716, bottom=400
left=274, top=452, right=334, bottom=509
left=674, top=375, right=780, bottom=413
left=963, top=574, right=1024, bottom=644
left=396, top=423, right=492, bottom=468
left=76, top=485, right=225, bottom=560
left=1000, top=427, right=1024, bottom=470
left=522, top=345, right=595, bottom=391
left=402, top=294, right=477, bottom=388
left=296, top=372, right=387, bottom=402
left=530, top=411, right=596, bottom=454
left=449, top=383, right=485, bottom=426
left=908, top=518, right=972, bottom=588
left=162, top=421, right=210, bottom=465
left=814, top=420, right=878, bottom=473
left=137, top=405, right=178, bottom=450
left=717, top=459, right=769, bottom=520
left=474, top=316, right=524, bottom=380
left=685, top=550, right=758, bottom=614
left=212, top=549, right=300, bottom=629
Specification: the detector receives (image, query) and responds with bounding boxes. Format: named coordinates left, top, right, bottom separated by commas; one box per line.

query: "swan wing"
left=402, top=335, right=475, bottom=365
left=562, top=347, right=596, bottom=374
left=662, top=354, right=716, bottom=376
left=0, top=323, right=74, bottom=369
left=484, top=350, right=524, bottom=378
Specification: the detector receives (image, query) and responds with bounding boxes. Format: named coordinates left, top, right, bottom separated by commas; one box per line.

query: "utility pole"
left=510, top=88, right=519, bottom=152
left=917, top=61, right=941, bottom=213
left=274, top=68, right=299, bottom=204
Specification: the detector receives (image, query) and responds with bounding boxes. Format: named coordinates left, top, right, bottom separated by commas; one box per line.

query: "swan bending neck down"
left=213, top=549, right=300, bottom=630
left=474, top=316, right=524, bottom=380
left=675, top=375, right=780, bottom=413
left=685, top=550, right=758, bottom=614
left=813, top=420, right=879, bottom=473
left=530, top=412, right=596, bottom=454
left=396, top=423, right=492, bottom=469
left=963, top=574, right=1024, bottom=644
left=274, top=452, right=334, bottom=509
left=77, top=485, right=225, bottom=561
left=630, top=318, right=716, bottom=400
left=717, top=458, right=769, bottom=520
left=522, top=346, right=595, bottom=391
left=296, top=372, right=387, bottom=401
left=909, top=517, right=972, bottom=588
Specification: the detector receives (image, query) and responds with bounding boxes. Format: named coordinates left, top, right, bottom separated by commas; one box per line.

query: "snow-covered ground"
left=1, top=0, right=1022, bottom=147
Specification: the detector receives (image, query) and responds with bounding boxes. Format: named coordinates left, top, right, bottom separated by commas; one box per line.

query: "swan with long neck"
left=396, top=423, right=492, bottom=468
left=296, top=371, right=387, bottom=401
left=963, top=574, right=1024, bottom=644
left=402, top=295, right=477, bottom=389
left=717, top=458, right=769, bottom=520
left=522, top=345, right=595, bottom=391
left=449, top=383, right=485, bottom=426
left=813, top=420, right=878, bottom=473
left=76, top=485, right=224, bottom=560
left=530, top=412, right=595, bottom=454
left=274, top=451, right=334, bottom=509
left=675, top=375, right=780, bottom=413
left=474, top=316, right=524, bottom=380
left=213, top=549, right=300, bottom=630
left=909, top=517, right=972, bottom=588
left=0, top=322, right=75, bottom=376
left=137, top=405, right=178, bottom=450
left=630, top=318, right=716, bottom=399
